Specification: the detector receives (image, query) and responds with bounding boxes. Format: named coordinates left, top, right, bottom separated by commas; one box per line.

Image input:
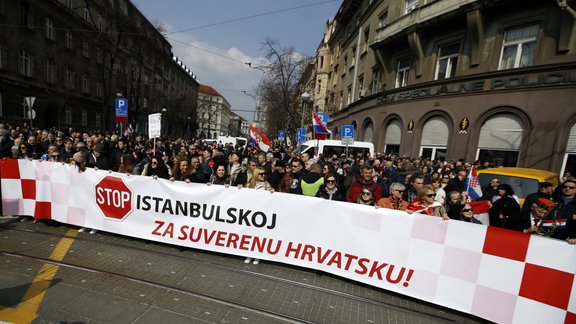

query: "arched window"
left=477, top=113, right=524, bottom=167
left=420, top=116, right=450, bottom=160
left=363, top=120, right=374, bottom=143
left=384, top=119, right=402, bottom=154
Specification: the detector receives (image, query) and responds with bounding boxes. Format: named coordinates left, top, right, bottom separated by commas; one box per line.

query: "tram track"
left=0, top=224, right=466, bottom=323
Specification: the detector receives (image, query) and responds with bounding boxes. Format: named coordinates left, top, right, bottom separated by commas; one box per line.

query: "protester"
left=407, top=185, right=448, bottom=219
left=489, top=184, right=522, bottom=230
left=376, top=182, right=409, bottom=210
left=459, top=204, right=482, bottom=224
left=316, top=173, right=345, bottom=201
left=356, top=187, right=375, bottom=206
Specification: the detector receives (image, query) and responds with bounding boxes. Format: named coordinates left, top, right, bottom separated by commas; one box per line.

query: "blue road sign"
left=278, top=130, right=286, bottom=139
left=341, top=125, right=354, bottom=139
left=115, top=98, right=128, bottom=122
left=297, top=128, right=307, bottom=142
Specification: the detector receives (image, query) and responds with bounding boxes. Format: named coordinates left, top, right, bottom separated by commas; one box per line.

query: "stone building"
left=314, top=0, right=576, bottom=175
left=0, top=0, right=198, bottom=136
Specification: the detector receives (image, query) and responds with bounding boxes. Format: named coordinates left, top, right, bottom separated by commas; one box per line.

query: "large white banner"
left=1, top=159, right=575, bottom=324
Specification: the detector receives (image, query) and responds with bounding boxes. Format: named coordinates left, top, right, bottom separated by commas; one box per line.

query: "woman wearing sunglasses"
left=459, top=204, right=482, bottom=224
left=316, top=173, right=345, bottom=201
left=406, top=185, right=449, bottom=219
left=356, top=187, right=375, bottom=206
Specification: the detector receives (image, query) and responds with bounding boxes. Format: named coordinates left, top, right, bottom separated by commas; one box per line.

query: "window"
left=499, top=24, right=539, bottom=70
left=358, top=75, right=365, bottom=98
left=65, top=67, right=75, bottom=89
left=45, top=59, right=55, bottom=83
left=19, top=48, right=31, bottom=76
left=83, top=7, right=90, bottom=20
left=95, top=112, right=101, bottom=128
left=370, top=69, right=380, bottom=94
left=65, top=30, right=73, bottom=49
left=82, top=41, right=89, bottom=57
left=379, top=12, right=388, bottom=28
left=65, top=108, right=72, bottom=124
left=19, top=2, right=31, bottom=26
left=316, top=80, right=321, bottom=93
left=96, top=47, right=103, bottom=64
left=81, top=109, right=87, bottom=126
left=436, top=43, right=459, bottom=80
left=362, top=28, right=370, bottom=53
left=45, top=17, right=54, bottom=40
left=67, top=0, right=74, bottom=8
left=96, top=80, right=103, bottom=97
left=81, top=73, right=90, bottom=93
left=406, top=0, right=419, bottom=14
left=396, top=57, right=411, bottom=88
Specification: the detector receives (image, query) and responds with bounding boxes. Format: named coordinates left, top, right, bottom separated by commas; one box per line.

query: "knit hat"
left=535, top=198, right=556, bottom=211
left=73, top=152, right=86, bottom=164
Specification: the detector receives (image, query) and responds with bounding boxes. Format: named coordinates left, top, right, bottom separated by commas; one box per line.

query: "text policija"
left=152, top=221, right=415, bottom=287
left=136, top=195, right=277, bottom=229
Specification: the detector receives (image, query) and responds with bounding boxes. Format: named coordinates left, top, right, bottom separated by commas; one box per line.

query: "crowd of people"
left=1, top=123, right=575, bottom=249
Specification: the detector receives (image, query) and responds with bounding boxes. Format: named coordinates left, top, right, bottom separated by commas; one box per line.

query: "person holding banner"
left=459, top=204, right=483, bottom=224
left=376, top=182, right=409, bottom=211
left=316, top=173, right=346, bottom=201
left=407, top=185, right=448, bottom=219
left=170, top=157, right=195, bottom=183
left=244, top=166, right=274, bottom=265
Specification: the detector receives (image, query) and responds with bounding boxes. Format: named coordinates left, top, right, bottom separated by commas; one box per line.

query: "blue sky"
left=133, top=0, right=342, bottom=122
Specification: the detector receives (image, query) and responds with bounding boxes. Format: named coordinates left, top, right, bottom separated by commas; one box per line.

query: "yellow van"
left=476, top=167, right=559, bottom=205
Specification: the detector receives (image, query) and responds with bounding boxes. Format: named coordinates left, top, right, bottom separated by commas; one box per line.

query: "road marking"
left=0, top=228, right=78, bottom=323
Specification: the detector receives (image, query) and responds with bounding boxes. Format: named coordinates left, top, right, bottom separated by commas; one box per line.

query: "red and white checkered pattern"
left=1, top=159, right=575, bottom=324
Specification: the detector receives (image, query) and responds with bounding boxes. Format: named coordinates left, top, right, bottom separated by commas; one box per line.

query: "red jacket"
left=347, top=177, right=383, bottom=203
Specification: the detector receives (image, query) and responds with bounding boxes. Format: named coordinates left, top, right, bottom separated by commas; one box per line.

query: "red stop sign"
left=95, top=176, right=133, bottom=220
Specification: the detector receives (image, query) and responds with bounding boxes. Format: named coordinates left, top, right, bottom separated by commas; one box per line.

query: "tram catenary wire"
left=0, top=225, right=462, bottom=323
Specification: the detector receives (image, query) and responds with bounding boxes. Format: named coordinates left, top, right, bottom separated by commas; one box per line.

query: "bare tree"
left=258, top=38, right=311, bottom=140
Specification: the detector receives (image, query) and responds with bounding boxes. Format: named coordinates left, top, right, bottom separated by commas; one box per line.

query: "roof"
left=199, top=84, right=222, bottom=97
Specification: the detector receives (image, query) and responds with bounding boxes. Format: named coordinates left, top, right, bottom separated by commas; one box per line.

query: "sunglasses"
left=425, top=194, right=436, bottom=198
left=462, top=208, right=473, bottom=212
left=291, top=165, right=300, bottom=168
left=395, top=190, right=404, bottom=193
left=563, top=186, right=576, bottom=189
left=258, top=173, right=266, bottom=176
left=326, top=179, right=336, bottom=184
left=151, top=161, right=158, bottom=164
left=362, top=192, right=372, bottom=195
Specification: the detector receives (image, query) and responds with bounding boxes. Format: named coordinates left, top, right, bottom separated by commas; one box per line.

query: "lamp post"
left=186, top=116, right=191, bottom=138
left=161, top=108, right=167, bottom=137
left=300, top=92, right=311, bottom=134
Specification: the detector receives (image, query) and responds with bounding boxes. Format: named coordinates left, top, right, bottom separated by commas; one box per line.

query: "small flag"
left=312, top=112, right=332, bottom=135
left=470, top=200, right=491, bottom=225
left=249, top=125, right=271, bottom=152
left=123, top=124, right=134, bottom=137
left=464, top=166, right=483, bottom=201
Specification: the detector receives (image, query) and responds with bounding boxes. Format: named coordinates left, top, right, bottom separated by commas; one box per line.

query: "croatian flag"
left=123, top=124, right=134, bottom=137
left=465, top=166, right=483, bottom=201
left=249, top=124, right=271, bottom=152
left=312, top=112, right=332, bottom=134
left=470, top=200, right=491, bottom=225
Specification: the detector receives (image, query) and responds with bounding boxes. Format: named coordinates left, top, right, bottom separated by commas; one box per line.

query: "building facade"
left=198, top=84, right=231, bottom=139
left=314, top=0, right=576, bottom=175
left=0, top=0, right=199, bottom=136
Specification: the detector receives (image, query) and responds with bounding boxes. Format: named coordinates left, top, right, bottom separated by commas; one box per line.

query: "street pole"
left=300, top=92, right=310, bottom=143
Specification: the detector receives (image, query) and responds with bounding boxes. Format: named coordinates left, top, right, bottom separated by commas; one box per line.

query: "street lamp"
left=186, top=116, right=191, bottom=138
left=300, top=92, right=311, bottom=133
